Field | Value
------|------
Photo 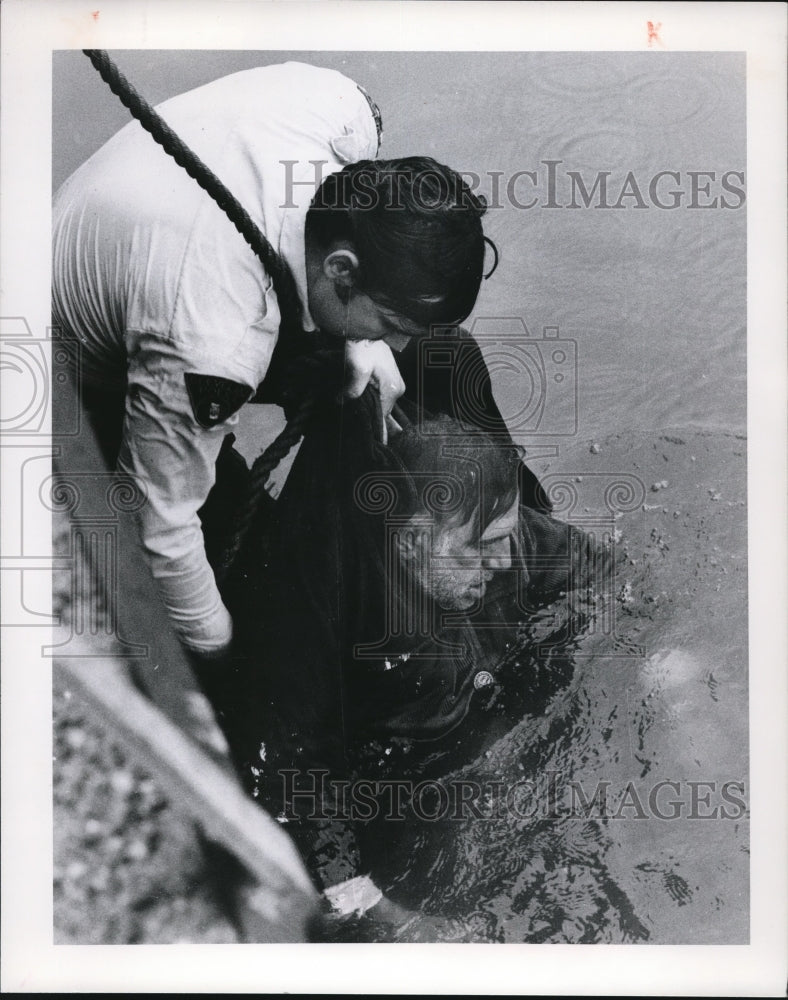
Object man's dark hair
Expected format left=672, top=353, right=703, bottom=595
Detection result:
left=306, top=157, right=488, bottom=328
left=387, top=414, right=520, bottom=534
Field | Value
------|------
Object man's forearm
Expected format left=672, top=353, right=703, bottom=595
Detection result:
left=116, top=356, right=235, bottom=654
left=143, top=522, right=233, bottom=653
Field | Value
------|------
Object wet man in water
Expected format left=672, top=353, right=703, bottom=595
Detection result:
left=222, top=394, right=603, bottom=941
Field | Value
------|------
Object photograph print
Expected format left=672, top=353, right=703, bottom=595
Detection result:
left=41, top=41, right=750, bottom=948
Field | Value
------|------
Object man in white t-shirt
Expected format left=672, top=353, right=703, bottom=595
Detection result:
left=53, top=61, right=492, bottom=661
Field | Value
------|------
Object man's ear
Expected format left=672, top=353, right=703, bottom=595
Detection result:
left=322, top=248, right=360, bottom=288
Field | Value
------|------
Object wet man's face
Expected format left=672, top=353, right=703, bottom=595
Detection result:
left=406, top=499, right=519, bottom=611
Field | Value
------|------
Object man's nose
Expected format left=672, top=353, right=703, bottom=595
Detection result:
left=482, top=540, right=512, bottom=571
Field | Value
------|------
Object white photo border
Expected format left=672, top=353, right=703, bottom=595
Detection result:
left=1, top=1, right=786, bottom=994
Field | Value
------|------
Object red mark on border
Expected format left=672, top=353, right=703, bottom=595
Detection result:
left=91, top=10, right=100, bottom=20
left=647, top=21, right=662, bottom=47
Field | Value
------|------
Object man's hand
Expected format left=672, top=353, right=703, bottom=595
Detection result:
left=367, top=895, right=475, bottom=942
left=314, top=893, right=482, bottom=942
left=344, top=339, right=405, bottom=440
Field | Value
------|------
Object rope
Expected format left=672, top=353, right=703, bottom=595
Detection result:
left=82, top=49, right=317, bottom=582
left=217, top=397, right=316, bottom=584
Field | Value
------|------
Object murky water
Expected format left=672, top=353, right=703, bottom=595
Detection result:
left=54, top=51, right=748, bottom=942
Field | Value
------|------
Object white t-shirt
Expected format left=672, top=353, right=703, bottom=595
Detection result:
left=52, top=61, right=379, bottom=652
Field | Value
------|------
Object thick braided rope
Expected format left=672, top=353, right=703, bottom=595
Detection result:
left=217, top=396, right=316, bottom=583
left=220, top=411, right=315, bottom=585
left=82, top=49, right=316, bottom=582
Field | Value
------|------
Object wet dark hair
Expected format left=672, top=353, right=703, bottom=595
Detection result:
left=387, top=414, right=519, bottom=534
left=306, top=157, right=489, bottom=328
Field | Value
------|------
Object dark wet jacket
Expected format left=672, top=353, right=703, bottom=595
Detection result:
left=220, top=381, right=592, bottom=891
